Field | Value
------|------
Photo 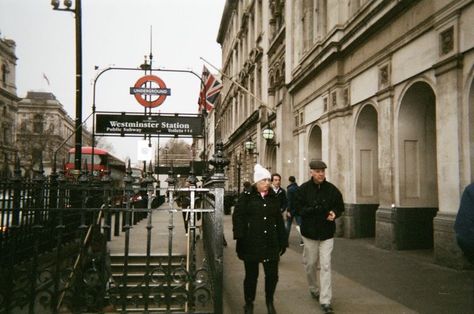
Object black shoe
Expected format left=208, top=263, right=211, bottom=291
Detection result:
left=321, top=304, right=334, bottom=314
left=244, top=302, right=254, bottom=314
left=310, top=291, right=319, bottom=301
left=266, top=301, right=276, bottom=314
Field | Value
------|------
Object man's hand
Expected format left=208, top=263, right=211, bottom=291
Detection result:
left=326, top=211, right=336, bottom=221
left=286, top=211, right=292, bottom=218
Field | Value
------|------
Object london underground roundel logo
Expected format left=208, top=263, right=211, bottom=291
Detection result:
left=130, top=75, right=171, bottom=108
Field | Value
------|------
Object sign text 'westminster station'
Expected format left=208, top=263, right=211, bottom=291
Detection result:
left=95, top=113, right=203, bottom=137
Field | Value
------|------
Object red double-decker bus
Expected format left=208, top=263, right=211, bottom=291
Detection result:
left=65, top=147, right=126, bottom=183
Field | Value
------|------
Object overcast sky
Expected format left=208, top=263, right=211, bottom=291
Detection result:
left=0, top=0, right=225, bottom=164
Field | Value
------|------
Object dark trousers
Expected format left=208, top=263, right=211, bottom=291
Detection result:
left=243, top=259, right=279, bottom=303
left=182, top=211, right=201, bottom=233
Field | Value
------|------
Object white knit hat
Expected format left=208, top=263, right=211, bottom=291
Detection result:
left=253, top=164, right=271, bottom=183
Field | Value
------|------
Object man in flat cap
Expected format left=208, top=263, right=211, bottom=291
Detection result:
left=295, top=160, right=344, bottom=314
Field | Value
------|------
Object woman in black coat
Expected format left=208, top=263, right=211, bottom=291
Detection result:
left=232, top=164, right=288, bottom=314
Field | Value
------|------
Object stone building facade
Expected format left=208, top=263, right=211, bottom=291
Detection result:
left=17, top=92, right=92, bottom=176
left=0, top=35, right=92, bottom=177
left=217, top=0, right=286, bottom=193
left=0, top=36, right=20, bottom=175
left=216, top=0, right=474, bottom=268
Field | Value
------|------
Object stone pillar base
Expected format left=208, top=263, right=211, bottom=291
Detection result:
left=375, top=207, right=395, bottom=249
left=375, top=206, right=437, bottom=250
left=343, top=203, right=378, bottom=238
left=433, top=213, right=472, bottom=269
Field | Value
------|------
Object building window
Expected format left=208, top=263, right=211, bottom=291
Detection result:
left=1, top=63, right=8, bottom=87
left=302, top=0, right=314, bottom=51
left=3, top=125, right=10, bottom=144
left=33, top=114, right=44, bottom=134
left=343, top=87, right=350, bottom=106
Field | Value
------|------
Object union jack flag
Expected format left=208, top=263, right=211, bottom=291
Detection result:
left=198, top=65, right=222, bottom=113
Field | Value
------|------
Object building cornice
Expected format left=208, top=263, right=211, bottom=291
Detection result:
left=0, top=39, right=17, bottom=61
left=0, top=87, right=20, bottom=101
left=217, top=0, right=238, bottom=45
left=289, top=0, right=414, bottom=94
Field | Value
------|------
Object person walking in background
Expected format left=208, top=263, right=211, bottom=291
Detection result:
left=233, top=164, right=288, bottom=314
left=454, top=182, right=474, bottom=265
left=176, top=181, right=194, bottom=234
left=243, top=181, right=252, bottom=193
left=295, top=160, right=344, bottom=314
left=286, top=176, right=302, bottom=245
left=271, top=173, right=288, bottom=215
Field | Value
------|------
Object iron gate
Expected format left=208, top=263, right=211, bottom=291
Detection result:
left=0, top=144, right=228, bottom=314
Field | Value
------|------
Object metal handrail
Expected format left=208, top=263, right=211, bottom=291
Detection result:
left=56, top=209, right=104, bottom=311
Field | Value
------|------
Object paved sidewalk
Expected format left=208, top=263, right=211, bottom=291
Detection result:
left=104, top=206, right=474, bottom=313
left=222, top=214, right=474, bottom=314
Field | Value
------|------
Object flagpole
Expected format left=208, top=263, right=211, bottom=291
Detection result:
left=199, top=57, right=276, bottom=113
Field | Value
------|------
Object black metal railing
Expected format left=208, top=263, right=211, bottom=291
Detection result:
left=0, top=142, right=229, bottom=314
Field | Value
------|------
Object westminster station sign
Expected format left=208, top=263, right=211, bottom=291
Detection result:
left=95, top=113, right=203, bottom=137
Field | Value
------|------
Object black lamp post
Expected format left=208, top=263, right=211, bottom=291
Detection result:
left=236, top=154, right=242, bottom=195
left=51, top=0, right=83, bottom=172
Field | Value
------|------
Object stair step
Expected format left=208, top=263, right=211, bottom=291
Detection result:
left=107, top=293, right=188, bottom=308
left=110, top=253, right=186, bottom=264
left=109, top=282, right=185, bottom=289
left=109, top=306, right=185, bottom=313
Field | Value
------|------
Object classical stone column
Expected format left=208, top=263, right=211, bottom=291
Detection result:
left=433, top=54, right=466, bottom=268
left=375, top=88, right=396, bottom=250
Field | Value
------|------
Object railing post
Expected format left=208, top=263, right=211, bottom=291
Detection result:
left=208, top=140, right=229, bottom=314
left=165, top=166, right=176, bottom=313
left=3, top=155, right=22, bottom=313
left=142, top=163, right=155, bottom=312
left=101, top=169, right=112, bottom=241
left=52, top=166, right=66, bottom=313
left=120, top=161, right=133, bottom=312
left=29, top=155, right=46, bottom=313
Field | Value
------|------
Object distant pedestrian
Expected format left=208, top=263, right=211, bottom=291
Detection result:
left=295, top=160, right=344, bottom=314
left=454, top=182, right=474, bottom=265
left=176, top=181, right=193, bottom=234
left=243, top=181, right=252, bottom=193
left=286, top=176, right=302, bottom=245
left=271, top=173, right=288, bottom=214
left=233, top=164, right=287, bottom=314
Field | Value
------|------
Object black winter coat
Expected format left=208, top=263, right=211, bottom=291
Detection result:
left=274, top=187, right=288, bottom=213
left=295, top=179, right=344, bottom=240
left=232, top=186, right=288, bottom=262
left=454, top=183, right=474, bottom=264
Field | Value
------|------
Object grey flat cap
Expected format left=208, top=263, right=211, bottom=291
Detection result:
left=309, top=160, right=327, bottom=169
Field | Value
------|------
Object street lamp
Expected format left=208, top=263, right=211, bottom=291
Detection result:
left=244, top=139, right=256, bottom=152
left=51, top=0, right=83, bottom=172
left=262, top=127, right=279, bottom=147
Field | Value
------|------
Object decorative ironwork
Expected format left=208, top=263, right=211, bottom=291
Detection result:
left=0, top=151, right=226, bottom=313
